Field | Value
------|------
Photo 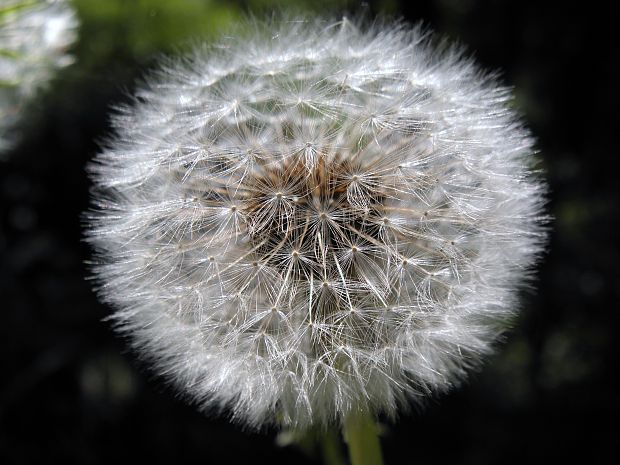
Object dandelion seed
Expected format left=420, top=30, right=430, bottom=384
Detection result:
left=86, top=18, right=547, bottom=430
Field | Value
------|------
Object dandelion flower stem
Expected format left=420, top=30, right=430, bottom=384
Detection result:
left=342, top=412, right=384, bottom=465
left=319, top=427, right=348, bottom=465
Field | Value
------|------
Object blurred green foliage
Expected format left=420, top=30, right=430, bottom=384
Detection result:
left=72, top=0, right=240, bottom=69
left=70, top=0, right=396, bottom=72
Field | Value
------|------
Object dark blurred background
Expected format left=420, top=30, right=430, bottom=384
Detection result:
left=1, top=1, right=618, bottom=464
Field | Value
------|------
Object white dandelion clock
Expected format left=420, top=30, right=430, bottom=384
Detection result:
left=86, top=18, right=547, bottom=434
left=0, top=0, right=78, bottom=152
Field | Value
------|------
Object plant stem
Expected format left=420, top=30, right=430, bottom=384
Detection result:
left=342, top=411, right=384, bottom=465
left=320, top=427, right=348, bottom=465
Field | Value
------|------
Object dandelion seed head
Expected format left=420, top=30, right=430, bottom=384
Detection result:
left=0, top=0, right=78, bottom=152
left=86, top=18, right=547, bottom=428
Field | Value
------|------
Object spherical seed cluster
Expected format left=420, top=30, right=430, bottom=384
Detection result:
left=0, top=0, right=78, bottom=152
left=87, top=19, right=547, bottom=428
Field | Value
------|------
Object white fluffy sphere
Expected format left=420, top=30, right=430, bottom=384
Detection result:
left=86, top=19, right=547, bottom=428
left=0, top=0, right=78, bottom=151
